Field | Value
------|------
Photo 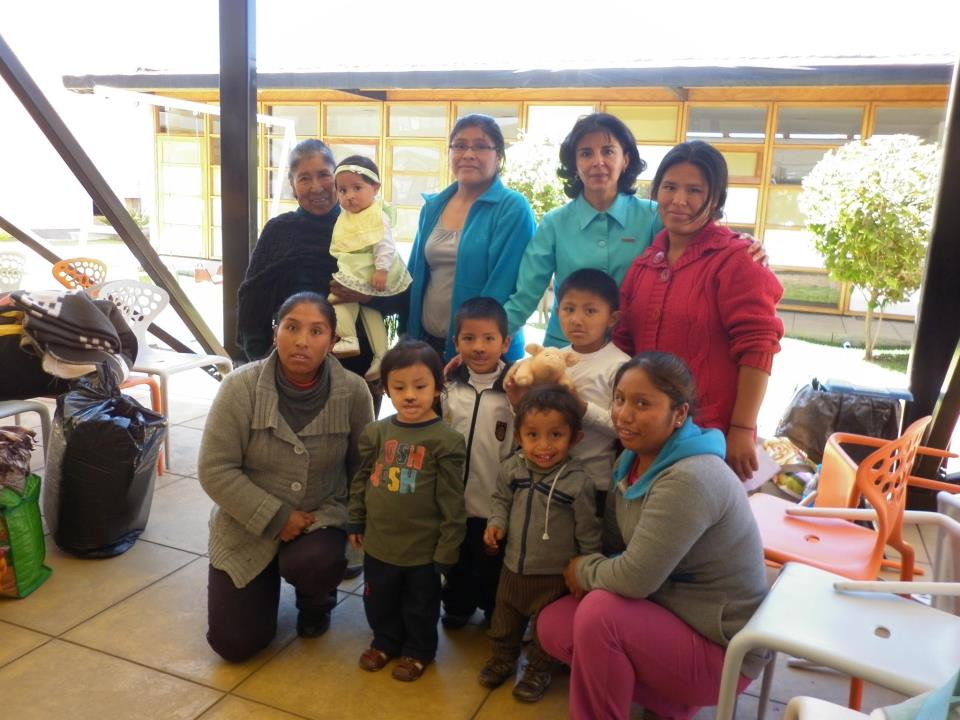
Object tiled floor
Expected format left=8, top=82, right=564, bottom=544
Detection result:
left=0, top=369, right=938, bottom=720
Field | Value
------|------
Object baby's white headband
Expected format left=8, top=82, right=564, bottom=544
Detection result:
left=335, top=164, right=380, bottom=184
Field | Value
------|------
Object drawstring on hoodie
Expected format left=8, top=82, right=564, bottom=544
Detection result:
left=541, top=461, right=569, bottom=541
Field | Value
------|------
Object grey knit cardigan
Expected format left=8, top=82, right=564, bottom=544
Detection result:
left=199, top=351, right=374, bottom=587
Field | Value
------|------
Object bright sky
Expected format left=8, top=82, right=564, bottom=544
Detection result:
left=2, top=0, right=958, bottom=86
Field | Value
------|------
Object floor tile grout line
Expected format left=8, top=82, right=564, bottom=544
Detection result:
left=217, top=693, right=316, bottom=720
left=0, top=635, right=55, bottom=671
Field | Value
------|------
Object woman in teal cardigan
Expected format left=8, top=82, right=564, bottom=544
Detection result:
left=504, top=113, right=662, bottom=348
left=406, top=114, right=535, bottom=361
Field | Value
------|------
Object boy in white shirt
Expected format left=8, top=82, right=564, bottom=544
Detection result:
left=440, top=296, right=516, bottom=628
left=556, top=268, right=630, bottom=512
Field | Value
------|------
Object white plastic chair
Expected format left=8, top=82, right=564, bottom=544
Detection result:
left=0, top=251, right=25, bottom=292
left=715, top=499, right=960, bottom=720
left=97, top=279, right=232, bottom=469
left=784, top=696, right=873, bottom=719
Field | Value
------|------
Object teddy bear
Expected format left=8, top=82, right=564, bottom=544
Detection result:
left=505, top=343, right=579, bottom=392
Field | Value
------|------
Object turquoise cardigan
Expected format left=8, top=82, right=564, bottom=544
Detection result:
left=407, top=177, right=536, bottom=361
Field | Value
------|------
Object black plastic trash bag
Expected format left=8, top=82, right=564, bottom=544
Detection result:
left=775, top=378, right=902, bottom=464
left=42, top=371, right=167, bottom=557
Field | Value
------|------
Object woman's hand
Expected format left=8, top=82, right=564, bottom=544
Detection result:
left=738, top=234, right=769, bottom=267
left=329, top=280, right=372, bottom=304
left=563, top=556, right=587, bottom=599
left=726, top=427, right=759, bottom=482
left=443, top=354, right=463, bottom=377
left=348, top=533, right=364, bottom=549
left=279, top=510, right=316, bottom=542
left=483, top=525, right=505, bottom=554
left=371, top=270, right=388, bottom=292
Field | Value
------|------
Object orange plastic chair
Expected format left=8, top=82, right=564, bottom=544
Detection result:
left=750, top=416, right=933, bottom=584
left=52, top=257, right=107, bottom=291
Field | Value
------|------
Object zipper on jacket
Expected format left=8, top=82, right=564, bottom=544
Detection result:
left=517, top=474, right=536, bottom=574
left=461, top=386, right=483, bottom=486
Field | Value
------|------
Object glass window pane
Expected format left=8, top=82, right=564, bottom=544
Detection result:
left=847, top=286, right=919, bottom=316
left=776, top=270, right=842, bottom=308
left=269, top=137, right=301, bottom=167
left=526, top=105, right=594, bottom=142
left=637, top=145, right=672, bottom=181
left=607, top=105, right=678, bottom=143
left=776, top=107, right=863, bottom=145
left=455, top=105, right=520, bottom=141
left=724, top=187, right=759, bottom=225
left=160, top=138, right=201, bottom=164
left=394, top=208, right=421, bottom=242
left=267, top=105, right=318, bottom=136
left=766, top=188, right=805, bottom=227
left=327, top=143, right=378, bottom=164
left=211, top=167, right=221, bottom=195
left=212, top=226, right=222, bottom=259
left=388, top=104, right=447, bottom=137
left=267, top=170, right=295, bottom=200
left=158, top=108, right=203, bottom=136
left=391, top=174, right=440, bottom=205
left=763, top=228, right=823, bottom=269
left=771, top=148, right=829, bottom=185
left=209, top=113, right=220, bottom=135
left=392, top=144, right=441, bottom=173
left=873, top=107, right=945, bottom=144
left=719, top=150, right=760, bottom=182
left=209, top=137, right=220, bottom=165
left=686, top=107, right=767, bottom=144
left=211, top=198, right=221, bottom=226
left=326, top=104, right=382, bottom=137
left=160, top=165, right=202, bottom=195
left=160, top=195, right=204, bottom=225
left=158, top=224, right=203, bottom=256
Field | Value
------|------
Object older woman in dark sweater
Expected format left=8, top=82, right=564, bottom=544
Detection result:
left=237, top=139, right=405, bottom=380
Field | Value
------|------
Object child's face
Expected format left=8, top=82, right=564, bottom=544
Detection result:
left=336, top=172, right=379, bottom=214
left=517, top=409, right=578, bottom=470
left=454, top=318, right=510, bottom=374
left=386, top=363, right=440, bottom=424
left=557, top=288, right=619, bottom=354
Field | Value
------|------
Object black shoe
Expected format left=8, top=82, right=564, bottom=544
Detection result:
left=478, top=656, right=516, bottom=688
left=513, top=667, right=551, bottom=703
left=296, top=610, right=331, bottom=638
left=441, top=612, right=471, bottom=629
left=343, top=565, right=363, bottom=580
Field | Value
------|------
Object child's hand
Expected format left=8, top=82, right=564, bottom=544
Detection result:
left=279, top=510, right=315, bottom=542
left=483, top=525, right=505, bottom=552
left=348, top=533, right=364, bottom=549
left=371, top=269, right=388, bottom=291
left=503, top=373, right=528, bottom=410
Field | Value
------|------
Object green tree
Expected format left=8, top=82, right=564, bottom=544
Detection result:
left=501, top=132, right=567, bottom=221
left=798, top=134, right=940, bottom=359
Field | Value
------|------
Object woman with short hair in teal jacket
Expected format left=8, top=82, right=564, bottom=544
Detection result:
left=406, top=114, right=536, bottom=362
left=504, top=113, right=663, bottom=348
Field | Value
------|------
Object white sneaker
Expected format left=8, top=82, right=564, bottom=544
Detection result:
left=364, top=355, right=382, bottom=382
left=332, top=337, right=361, bottom=358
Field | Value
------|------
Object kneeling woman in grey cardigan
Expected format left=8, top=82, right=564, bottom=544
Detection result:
left=199, top=292, right=374, bottom=661
left=537, top=351, right=769, bottom=720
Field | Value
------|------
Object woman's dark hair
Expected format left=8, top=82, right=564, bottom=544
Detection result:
left=450, top=113, right=506, bottom=173
left=453, top=296, right=508, bottom=338
left=274, top=291, right=337, bottom=335
left=381, top=339, right=445, bottom=392
left=613, top=351, right=698, bottom=415
left=557, top=113, right=646, bottom=199
left=287, top=139, right=336, bottom=183
left=514, top=384, right=583, bottom=438
left=650, top=140, right=728, bottom=222
left=556, top=268, right=619, bottom=311
left=336, top=155, right=381, bottom=187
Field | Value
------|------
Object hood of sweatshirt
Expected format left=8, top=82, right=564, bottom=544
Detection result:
left=613, top=417, right=726, bottom=500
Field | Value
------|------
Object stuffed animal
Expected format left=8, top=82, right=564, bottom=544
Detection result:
left=506, top=343, right=579, bottom=392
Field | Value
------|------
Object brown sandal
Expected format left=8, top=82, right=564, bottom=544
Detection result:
left=359, top=646, right=392, bottom=671
left=391, top=656, right=428, bottom=682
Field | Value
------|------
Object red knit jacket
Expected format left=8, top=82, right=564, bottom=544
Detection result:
left=613, top=221, right=784, bottom=432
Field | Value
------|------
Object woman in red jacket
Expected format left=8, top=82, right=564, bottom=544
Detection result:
left=613, top=141, right=784, bottom=482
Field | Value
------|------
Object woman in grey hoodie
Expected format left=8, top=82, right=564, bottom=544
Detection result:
left=537, top=352, right=769, bottom=720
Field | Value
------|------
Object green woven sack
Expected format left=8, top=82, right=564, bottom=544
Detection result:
left=0, top=473, right=52, bottom=598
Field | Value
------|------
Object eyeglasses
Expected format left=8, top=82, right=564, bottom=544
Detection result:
left=449, top=143, right=497, bottom=154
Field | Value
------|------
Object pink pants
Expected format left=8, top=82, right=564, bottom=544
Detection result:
left=537, top=591, right=751, bottom=720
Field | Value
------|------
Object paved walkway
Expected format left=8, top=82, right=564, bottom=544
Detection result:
left=782, top=309, right=914, bottom=347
